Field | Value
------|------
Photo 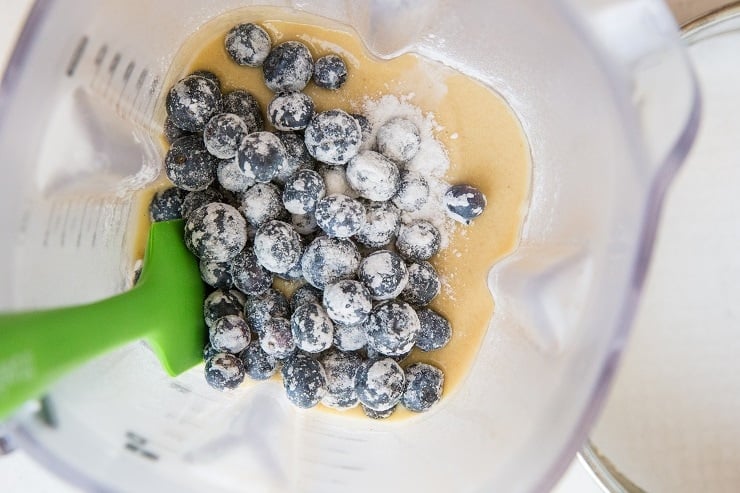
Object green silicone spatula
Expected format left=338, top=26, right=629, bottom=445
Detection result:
left=0, top=219, right=206, bottom=421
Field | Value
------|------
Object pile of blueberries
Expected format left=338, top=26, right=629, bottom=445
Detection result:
left=149, top=22, right=487, bottom=418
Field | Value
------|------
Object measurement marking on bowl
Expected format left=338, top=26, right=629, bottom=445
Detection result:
left=124, top=431, right=159, bottom=461
left=35, top=204, right=59, bottom=248
left=122, top=61, right=135, bottom=83
left=118, top=201, right=133, bottom=253
left=66, top=36, right=88, bottom=77
left=104, top=52, right=122, bottom=99
left=75, top=198, right=92, bottom=248
left=142, top=76, right=161, bottom=120
left=168, top=382, right=190, bottom=394
left=91, top=43, right=108, bottom=86
left=64, top=202, right=89, bottom=249
left=115, top=202, right=128, bottom=249
left=129, top=68, right=149, bottom=117
left=58, top=202, right=72, bottom=248
left=90, top=202, right=103, bottom=247
left=66, top=205, right=84, bottom=249
left=115, top=61, right=136, bottom=114
left=63, top=36, right=154, bottom=123
left=95, top=44, right=107, bottom=66
left=108, top=52, right=121, bottom=76
left=105, top=202, right=123, bottom=248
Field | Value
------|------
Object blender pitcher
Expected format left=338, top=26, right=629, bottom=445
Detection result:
left=0, top=0, right=699, bottom=492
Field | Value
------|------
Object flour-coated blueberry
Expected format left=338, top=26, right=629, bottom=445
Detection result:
left=225, top=23, right=271, bottom=67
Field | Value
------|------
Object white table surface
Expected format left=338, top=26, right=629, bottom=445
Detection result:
left=0, top=1, right=603, bottom=491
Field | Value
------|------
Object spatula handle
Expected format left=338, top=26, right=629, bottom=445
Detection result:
left=0, top=221, right=206, bottom=422
left=0, top=287, right=150, bottom=421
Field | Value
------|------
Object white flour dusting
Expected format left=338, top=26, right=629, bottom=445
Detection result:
left=359, top=95, right=457, bottom=248
left=318, top=165, right=358, bottom=198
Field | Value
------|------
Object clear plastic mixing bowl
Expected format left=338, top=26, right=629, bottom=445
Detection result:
left=0, top=0, right=699, bottom=492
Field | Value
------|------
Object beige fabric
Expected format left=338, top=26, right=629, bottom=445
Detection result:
left=666, top=0, right=732, bottom=24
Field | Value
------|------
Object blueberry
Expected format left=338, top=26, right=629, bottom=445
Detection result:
left=304, top=109, right=361, bottom=165
left=355, top=200, right=400, bottom=249
left=290, top=302, right=334, bottom=353
left=203, top=343, right=219, bottom=361
left=259, top=317, right=295, bottom=359
left=346, top=150, right=400, bottom=202
left=209, top=314, right=251, bottom=354
left=402, top=362, right=444, bottom=412
left=203, top=113, right=249, bottom=159
left=229, top=289, right=248, bottom=307
left=333, top=322, right=367, bottom=351
left=149, top=187, right=186, bottom=222
left=275, top=259, right=304, bottom=282
left=204, top=289, right=244, bottom=328
left=281, top=352, right=326, bottom=408
left=312, top=54, right=348, bottom=90
left=205, top=353, right=245, bottom=390
left=290, top=284, right=323, bottom=311
left=282, top=169, right=326, bottom=215
left=443, top=184, right=487, bottom=224
left=254, top=220, right=303, bottom=274
left=320, top=349, right=362, bottom=409
left=215, top=187, right=242, bottom=210
left=184, top=202, right=246, bottom=260
left=314, top=194, right=366, bottom=238
left=364, top=300, right=420, bottom=356
left=223, top=90, right=264, bottom=134
left=191, top=70, right=221, bottom=88
left=301, top=236, right=361, bottom=289
left=358, top=250, right=408, bottom=300
left=365, top=346, right=410, bottom=363
left=351, top=114, right=372, bottom=147
left=291, top=213, right=319, bottom=235
left=199, top=258, right=233, bottom=289
left=392, top=170, right=429, bottom=212
left=217, top=158, right=255, bottom=193
left=180, top=188, right=223, bottom=219
left=166, top=74, right=223, bottom=132
left=263, top=41, right=314, bottom=93
left=184, top=202, right=247, bottom=262
left=415, top=308, right=452, bottom=351
left=396, top=220, right=441, bottom=261
left=239, top=339, right=280, bottom=380
left=236, top=131, right=288, bottom=184
left=165, top=135, right=217, bottom=191
left=164, top=116, right=191, bottom=144
left=317, top=163, right=358, bottom=197
left=401, top=261, right=440, bottom=306
left=231, top=249, right=272, bottom=296
left=268, top=92, right=315, bottom=131
left=244, top=288, right=290, bottom=334
left=225, top=23, right=271, bottom=67
left=362, top=404, right=396, bottom=419
left=240, top=183, right=285, bottom=227
left=273, top=131, right=316, bottom=184
left=354, top=357, right=405, bottom=411
left=376, top=117, right=421, bottom=163
left=323, top=280, right=372, bottom=326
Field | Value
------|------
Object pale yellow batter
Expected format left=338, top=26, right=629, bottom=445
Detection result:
left=153, top=8, right=531, bottom=420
